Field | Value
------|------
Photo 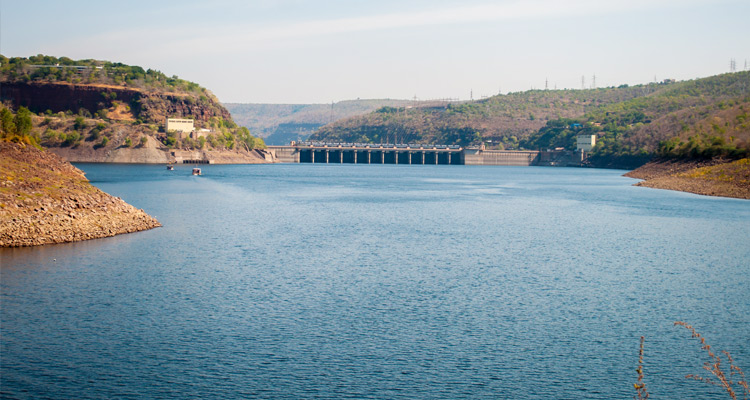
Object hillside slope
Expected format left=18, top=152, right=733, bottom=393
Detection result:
left=0, top=55, right=268, bottom=162
left=0, top=141, right=161, bottom=247
left=625, top=158, right=750, bottom=199
left=311, top=72, right=750, bottom=169
left=311, top=85, right=650, bottom=146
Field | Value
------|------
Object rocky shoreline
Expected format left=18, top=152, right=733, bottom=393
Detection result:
left=1, top=142, right=161, bottom=247
left=46, top=138, right=274, bottom=164
left=625, top=158, right=750, bottom=199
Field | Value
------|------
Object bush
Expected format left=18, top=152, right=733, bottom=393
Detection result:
left=73, top=116, right=87, bottom=131
left=95, top=136, right=109, bottom=149
left=124, top=137, right=132, bottom=147
left=63, top=131, right=81, bottom=146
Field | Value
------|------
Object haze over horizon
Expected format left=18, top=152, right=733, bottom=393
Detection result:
left=2, top=0, right=748, bottom=104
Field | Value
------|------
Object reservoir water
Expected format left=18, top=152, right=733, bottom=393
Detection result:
left=1, top=164, right=749, bottom=399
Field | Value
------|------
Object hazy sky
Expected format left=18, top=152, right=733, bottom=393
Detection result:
left=2, top=0, right=748, bottom=104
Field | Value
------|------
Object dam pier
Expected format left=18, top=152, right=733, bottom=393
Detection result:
left=268, top=142, right=584, bottom=166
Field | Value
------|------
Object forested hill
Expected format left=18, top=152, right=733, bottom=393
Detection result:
left=311, top=72, right=750, bottom=168
left=312, top=85, right=652, bottom=146
left=0, top=54, right=231, bottom=124
left=0, top=55, right=266, bottom=155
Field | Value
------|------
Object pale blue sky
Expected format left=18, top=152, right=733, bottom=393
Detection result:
left=2, top=0, right=748, bottom=103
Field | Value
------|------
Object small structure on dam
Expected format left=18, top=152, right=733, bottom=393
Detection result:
left=267, top=142, right=585, bottom=167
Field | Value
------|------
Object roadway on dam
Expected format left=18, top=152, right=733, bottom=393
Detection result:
left=268, top=143, right=544, bottom=166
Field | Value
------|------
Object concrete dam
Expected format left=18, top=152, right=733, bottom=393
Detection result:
left=267, top=143, right=556, bottom=166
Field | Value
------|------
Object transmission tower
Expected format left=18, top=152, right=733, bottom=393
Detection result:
left=592, top=74, right=596, bottom=89
left=730, top=58, right=737, bottom=72
left=545, top=78, right=548, bottom=90
left=581, top=75, right=585, bottom=90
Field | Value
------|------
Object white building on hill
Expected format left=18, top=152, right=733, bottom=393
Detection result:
left=166, top=118, right=194, bottom=137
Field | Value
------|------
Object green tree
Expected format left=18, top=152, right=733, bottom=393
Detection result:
left=1, top=108, right=16, bottom=136
left=14, top=106, right=33, bottom=136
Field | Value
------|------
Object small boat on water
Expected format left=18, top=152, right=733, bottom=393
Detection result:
left=192, top=168, right=202, bottom=176
left=166, top=164, right=174, bottom=170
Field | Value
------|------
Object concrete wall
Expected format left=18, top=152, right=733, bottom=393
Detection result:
left=463, top=149, right=540, bottom=166
left=267, top=146, right=299, bottom=163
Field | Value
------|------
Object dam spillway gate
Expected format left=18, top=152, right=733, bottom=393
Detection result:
left=300, top=145, right=463, bottom=165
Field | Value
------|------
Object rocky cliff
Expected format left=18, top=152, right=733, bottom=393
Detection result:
left=1, top=81, right=232, bottom=124
left=0, top=141, right=161, bottom=247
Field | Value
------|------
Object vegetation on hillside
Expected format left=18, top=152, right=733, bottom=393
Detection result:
left=0, top=106, right=36, bottom=146
left=1, top=55, right=266, bottom=153
left=0, top=105, right=266, bottom=153
left=312, top=85, right=651, bottom=146
left=312, top=72, right=750, bottom=168
left=0, top=54, right=207, bottom=96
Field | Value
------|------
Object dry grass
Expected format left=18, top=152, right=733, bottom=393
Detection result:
left=674, top=322, right=749, bottom=400
left=635, top=323, right=748, bottom=399
left=634, top=336, right=650, bottom=400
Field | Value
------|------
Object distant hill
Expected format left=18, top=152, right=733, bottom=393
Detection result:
left=310, top=72, right=750, bottom=168
left=224, top=99, right=416, bottom=145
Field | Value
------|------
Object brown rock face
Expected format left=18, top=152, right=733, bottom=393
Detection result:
left=0, top=81, right=232, bottom=124
left=0, top=141, right=161, bottom=247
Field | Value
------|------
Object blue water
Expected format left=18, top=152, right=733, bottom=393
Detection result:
left=1, top=164, right=749, bottom=399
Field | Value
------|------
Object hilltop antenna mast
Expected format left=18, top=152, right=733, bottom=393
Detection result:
left=592, top=74, right=596, bottom=89
left=581, top=75, right=585, bottom=90
left=730, top=58, right=737, bottom=72
left=545, top=78, right=548, bottom=90
left=470, top=89, right=473, bottom=101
